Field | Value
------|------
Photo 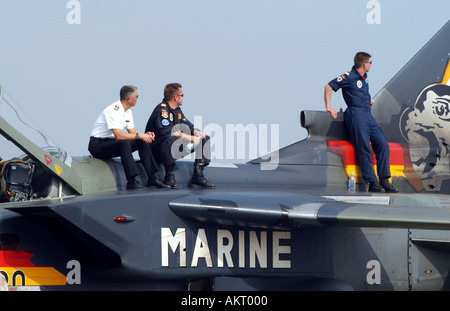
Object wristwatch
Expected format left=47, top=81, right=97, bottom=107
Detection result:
left=135, top=133, right=140, bottom=140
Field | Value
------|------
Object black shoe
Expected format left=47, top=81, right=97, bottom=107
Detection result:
left=189, top=164, right=215, bottom=189
left=380, top=178, right=399, bottom=193
left=189, top=176, right=216, bottom=189
left=164, top=174, right=179, bottom=189
left=368, top=181, right=384, bottom=193
left=147, top=176, right=171, bottom=189
left=126, top=179, right=144, bottom=190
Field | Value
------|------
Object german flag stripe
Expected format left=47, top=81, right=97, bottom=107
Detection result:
left=328, top=140, right=413, bottom=182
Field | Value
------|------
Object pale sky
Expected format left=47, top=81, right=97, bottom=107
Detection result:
left=1, top=0, right=449, bottom=162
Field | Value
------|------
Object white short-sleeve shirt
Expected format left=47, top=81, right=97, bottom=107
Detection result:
left=90, top=100, right=135, bottom=138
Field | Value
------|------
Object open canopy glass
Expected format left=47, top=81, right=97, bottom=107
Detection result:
left=0, top=85, right=71, bottom=165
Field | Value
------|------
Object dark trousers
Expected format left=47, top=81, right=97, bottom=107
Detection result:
left=152, top=135, right=211, bottom=168
left=89, top=137, right=158, bottom=182
left=344, top=107, right=391, bottom=183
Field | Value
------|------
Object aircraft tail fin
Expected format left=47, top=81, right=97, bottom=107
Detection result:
left=373, top=20, right=450, bottom=142
left=372, top=20, right=450, bottom=193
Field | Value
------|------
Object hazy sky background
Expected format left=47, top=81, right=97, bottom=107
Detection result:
left=1, top=0, right=449, bottom=162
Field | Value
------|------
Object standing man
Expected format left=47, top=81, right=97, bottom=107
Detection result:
left=324, top=52, right=398, bottom=193
left=145, top=83, right=214, bottom=189
left=89, top=85, right=168, bottom=190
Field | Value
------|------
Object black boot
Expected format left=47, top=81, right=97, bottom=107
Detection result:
left=189, top=164, right=215, bottom=189
left=126, top=178, right=143, bottom=190
left=147, top=174, right=170, bottom=189
left=368, top=181, right=384, bottom=192
left=164, top=165, right=179, bottom=189
left=380, top=178, right=399, bottom=193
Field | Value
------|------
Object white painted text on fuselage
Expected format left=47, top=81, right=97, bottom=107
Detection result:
left=161, top=228, right=291, bottom=269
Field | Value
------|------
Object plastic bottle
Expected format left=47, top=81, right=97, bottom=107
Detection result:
left=186, top=141, right=194, bottom=151
left=348, top=172, right=356, bottom=192
left=186, top=135, right=201, bottom=152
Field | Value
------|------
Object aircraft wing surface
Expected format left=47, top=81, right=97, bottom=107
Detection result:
left=169, top=191, right=450, bottom=230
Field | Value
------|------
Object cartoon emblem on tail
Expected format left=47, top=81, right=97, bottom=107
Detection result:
left=400, top=60, right=450, bottom=192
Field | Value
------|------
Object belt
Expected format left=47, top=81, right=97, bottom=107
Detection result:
left=90, top=136, right=115, bottom=142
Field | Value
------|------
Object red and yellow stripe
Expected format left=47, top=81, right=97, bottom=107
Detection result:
left=328, top=140, right=415, bottom=183
left=0, top=251, right=67, bottom=287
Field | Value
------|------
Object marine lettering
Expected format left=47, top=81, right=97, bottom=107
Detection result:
left=191, top=228, right=213, bottom=267
left=217, top=229, right=234, bottom=267
left=249, top=231, right=267, bottom=268
left=161, top=228, right=187, bottom=267
left=161, top=228, right=291, bottom=269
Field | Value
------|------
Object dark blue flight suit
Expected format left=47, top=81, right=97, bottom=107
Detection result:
left=328, top=66, right=391, bottom=183
left=145, top=100, right=211, bottom=168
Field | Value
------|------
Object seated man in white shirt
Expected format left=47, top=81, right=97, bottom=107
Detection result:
left=88, top=85, right=168, bottom=190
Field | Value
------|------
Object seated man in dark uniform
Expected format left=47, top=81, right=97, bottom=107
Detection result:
left=145, top=83, right=214, bottom=189
left=324, top=52, right=398, bottom=193
left=89, top=85, right=168, bottom=190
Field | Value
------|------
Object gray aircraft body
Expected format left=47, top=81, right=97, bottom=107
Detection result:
left=0, top=20, right=450, bottom=291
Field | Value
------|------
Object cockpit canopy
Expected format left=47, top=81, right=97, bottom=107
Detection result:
left=0, top=85, right=71, bottom=164
left=0, top=85, right=81, bottom=202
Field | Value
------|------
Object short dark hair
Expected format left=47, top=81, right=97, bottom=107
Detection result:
left=354, top=52, right=372, bottom=68
left=120, top=85, right=138, bottom=101
left=164, top=83, right=182, bottom=101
